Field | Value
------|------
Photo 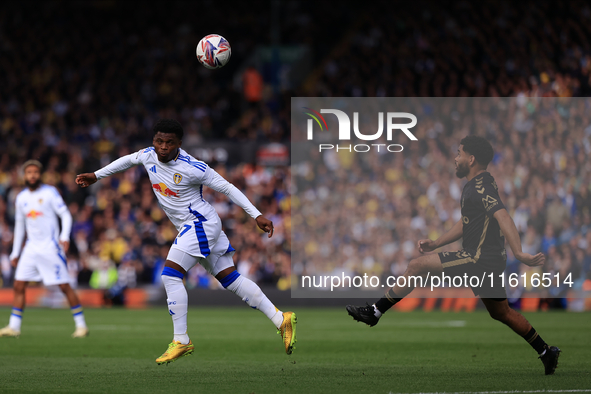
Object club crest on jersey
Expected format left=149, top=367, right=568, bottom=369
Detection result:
left=173, top=173, right=182, bottom=185
left=152, top=183, right=180, bottom=198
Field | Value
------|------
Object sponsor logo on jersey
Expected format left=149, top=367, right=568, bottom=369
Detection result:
left=152, top=183, right=180, bottom=198
left=173, top=173, right=182, bottom=185
left=482, top=195, right=498, bottom=211
left=26, top=210, right=43, bottom=219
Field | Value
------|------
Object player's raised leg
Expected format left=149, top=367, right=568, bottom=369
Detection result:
left=58, top=283, right=89, bottom=338
left=0, top=280, right=28, bottom=337
left=346, top=253, right=442, bottom=326
left=214, top=263, right=297, bottom=355
left=481, top=298, right=561, bottom=375
left=156, top=260, right=194, bottom=365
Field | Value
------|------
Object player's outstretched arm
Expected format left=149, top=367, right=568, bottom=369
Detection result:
left=418, top=219, right=463, bottom=253
left=76, top=154, right=140, bottom=188
left=493, top=208, right=545, bottom=267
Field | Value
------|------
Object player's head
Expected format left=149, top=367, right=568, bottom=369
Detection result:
left=22, top=160, right=43, bottom=189
left=455, top=136, right=494, bottom=178
left=153, top=119, right=184, bottom=141
left=152, top=119, right=183, bottom=162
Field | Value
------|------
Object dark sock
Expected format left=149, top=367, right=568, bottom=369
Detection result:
left=374, top=288, right=402, bottom=314
left=522, top=327, right=547, bottom=354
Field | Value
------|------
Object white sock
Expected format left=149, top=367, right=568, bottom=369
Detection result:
left=70, top=305, right=87, bottom=328
left=372, top=304, right=382, bottom=318
left=225, top=275, right=284, bottom=329
left=73, top=315, right=87, bottom=328
left=9, top=308, right=22, bottom=331
left=174, top=333, right=190, bottom=344
left=162, top=275, right=190, bottom=344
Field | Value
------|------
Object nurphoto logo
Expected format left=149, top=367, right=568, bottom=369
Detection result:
left=304, top=108, right=418, bottom=153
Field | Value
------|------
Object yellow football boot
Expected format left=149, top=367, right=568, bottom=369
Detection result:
left=72, top=327, right=90, bottom=338
left=278, top=311, right=297, bottom=355
left=156, top=340, right=194, bottom=365
left=0, top=326, right=20, bottom=338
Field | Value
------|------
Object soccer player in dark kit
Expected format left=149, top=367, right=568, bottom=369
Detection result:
left=346, top=136, right=561, bottom=375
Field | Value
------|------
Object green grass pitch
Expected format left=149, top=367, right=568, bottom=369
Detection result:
left=0, top=307, right=589, bottom=393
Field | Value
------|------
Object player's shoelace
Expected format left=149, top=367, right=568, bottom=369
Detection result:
left=164, top=342, right=178, bottom=353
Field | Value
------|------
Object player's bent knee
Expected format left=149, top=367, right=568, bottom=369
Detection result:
left=161, top=266, right=185, bottom=279
left=407, top=256, right=435, bottom=276
left=407, top=258, right=421, bottom=274
left=218, top=270, right=240, bottom=288
left=483, top=298, right=511, bottom=322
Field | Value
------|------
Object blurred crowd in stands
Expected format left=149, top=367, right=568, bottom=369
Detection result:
left=1, top=1, right=591, bottom=293
left=306, top=1, right=591, bottom=99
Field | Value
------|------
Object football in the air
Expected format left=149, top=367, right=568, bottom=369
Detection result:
left=196, top=34, right=231, bottom=69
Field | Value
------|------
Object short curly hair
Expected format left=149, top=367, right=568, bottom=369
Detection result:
left=153, top=119, right=184, bottom=141
left=460, top=136, right=494, bottom=167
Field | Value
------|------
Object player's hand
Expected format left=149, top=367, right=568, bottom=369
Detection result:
left=59, top=240, right=70, bottom=253
left=10, top=258, right=18, bottom=268
left=75, top=173, right=97, bottom=188
left=418, top=239, right=437, bottom=254
left=256, top=216, right=274, bottom=238
left=516, top=251, right=545, bottom=267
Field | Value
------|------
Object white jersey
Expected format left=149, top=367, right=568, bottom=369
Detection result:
left=10, top=184, right=73, bottom=259
left=94, top=148, right=262, bottom=231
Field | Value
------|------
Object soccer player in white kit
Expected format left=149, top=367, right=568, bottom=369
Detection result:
left=75, top=119, right=297, bottom=364
left=0, top=160, right=89, bottom=338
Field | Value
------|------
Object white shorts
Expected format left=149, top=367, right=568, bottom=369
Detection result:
left=14, top=244, right=71, bottom=286
left=167, top=219, right=236, bottom=276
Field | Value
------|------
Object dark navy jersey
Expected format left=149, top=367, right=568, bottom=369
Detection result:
left=460, top=171, right=506, bottom=263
